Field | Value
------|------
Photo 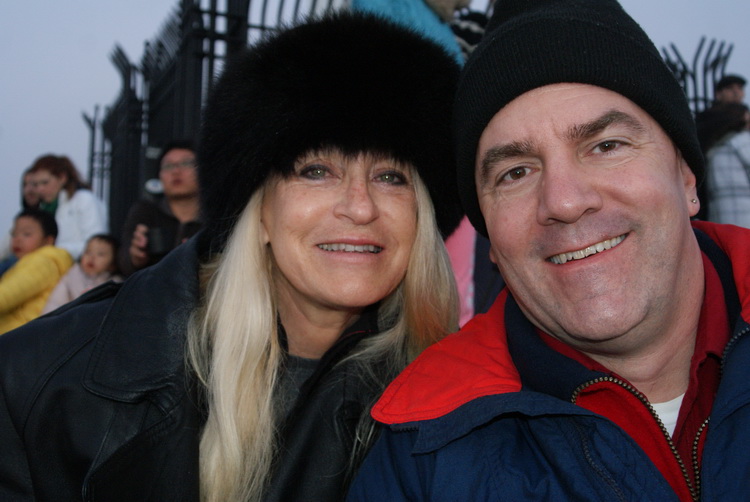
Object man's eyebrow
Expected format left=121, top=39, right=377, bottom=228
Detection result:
left=565, top=109, right=646, bottom=142
left=477, top=110, right=645, bottom=187
left=479, top=140, right=535, bottom=187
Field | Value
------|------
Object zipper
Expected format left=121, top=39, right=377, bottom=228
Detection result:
left=695, top=323, right=750, bottom=497
left=691, top=417, right=709, bottom=499
left=571, top=376, right=698, bottom=501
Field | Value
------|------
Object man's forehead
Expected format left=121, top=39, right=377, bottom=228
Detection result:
left=478, top=84, right=659, bottom=145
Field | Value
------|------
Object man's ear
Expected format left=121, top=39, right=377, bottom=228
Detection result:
left=678, top=156, right=699, bottom=218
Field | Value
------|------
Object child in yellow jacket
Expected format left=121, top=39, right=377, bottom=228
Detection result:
left=0, top=209, right=73, bottom=334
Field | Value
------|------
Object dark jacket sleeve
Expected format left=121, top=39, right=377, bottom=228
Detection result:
left=118, top=199, right=171, bottom=277
left=0, top=382, right=34, bottom=500
left=118, top=200, right=147, bottom=276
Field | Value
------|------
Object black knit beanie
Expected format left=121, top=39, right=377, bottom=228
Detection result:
left=198, top=12, right=462, bottom=255
left=454, top=0, right=704, bottom=237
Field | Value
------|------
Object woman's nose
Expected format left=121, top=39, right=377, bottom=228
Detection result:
left=334, top=178, right=379, bottom=224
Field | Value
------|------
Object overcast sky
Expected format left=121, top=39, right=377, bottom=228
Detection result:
left=2, top=0, right=749, bottom=240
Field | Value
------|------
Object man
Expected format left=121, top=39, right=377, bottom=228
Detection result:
left=118, top=139, right=202, bottom=276
left=696, top=74, right=747, bottom=149
left=714, top=74, right=746, bottom=105
left=348, top=0, right=750, bottom=500
left=694, top=75, right=748, bottom=220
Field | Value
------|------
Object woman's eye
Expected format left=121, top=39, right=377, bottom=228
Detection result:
left=300, top=165, right=328, bottom=179
left=377, top=171, right=406, bottom=185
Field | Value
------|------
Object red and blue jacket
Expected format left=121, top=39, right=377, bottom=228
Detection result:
left=347, top=222, right=750, bottom=501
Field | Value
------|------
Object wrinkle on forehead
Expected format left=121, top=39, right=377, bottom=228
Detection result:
left=564, top=109, right=646, bottom=143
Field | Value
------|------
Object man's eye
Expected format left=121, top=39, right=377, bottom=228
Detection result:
left=595, top=140, right=620, bottom=153
left=501, top=167, right=530, bottom=183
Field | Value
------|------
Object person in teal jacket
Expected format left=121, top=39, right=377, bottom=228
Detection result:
left=348, top=0, right=750, bottom=500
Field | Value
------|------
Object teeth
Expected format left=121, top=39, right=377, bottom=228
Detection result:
left=318, top=243, right=382, bottom=253
left=549, top=234, right=625, bottom=264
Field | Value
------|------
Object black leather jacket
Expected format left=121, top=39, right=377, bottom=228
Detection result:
left=0, top=237, right=385, bottom=501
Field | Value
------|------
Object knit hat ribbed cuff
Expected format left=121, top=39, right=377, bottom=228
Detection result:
left=454, top=0, right=704, bottom=237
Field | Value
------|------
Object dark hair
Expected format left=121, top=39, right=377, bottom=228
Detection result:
left=28, top=154, right=89, bottom=197
left=86, top=233, right=121, bottom=274
left=15, top=208, right=59, bottom=239
left=716, top=74, right=747, bottom=92
left=702, top=102, right=749, bottom=152
left=157, top=139, right=196, bottom=167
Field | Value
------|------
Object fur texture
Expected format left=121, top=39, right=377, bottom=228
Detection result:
left=198, top=12, right=462, bottom=254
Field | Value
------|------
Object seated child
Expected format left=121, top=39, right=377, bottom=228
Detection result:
left=0, top=209, right=73, bottom=334
left=42, top=234, right=122, bottom=314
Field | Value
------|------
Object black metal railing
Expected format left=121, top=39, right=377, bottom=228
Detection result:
left=662, top=36, right=735, bottom=115
left=88, top=0, right=730, bottom=235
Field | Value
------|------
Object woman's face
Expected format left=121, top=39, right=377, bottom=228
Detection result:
left=261, top=150, right=417, bottom=316
left=33, top=169, right=67, bottom=203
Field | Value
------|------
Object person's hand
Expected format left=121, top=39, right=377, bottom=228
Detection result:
left=129, top=224, right=150, bottom=269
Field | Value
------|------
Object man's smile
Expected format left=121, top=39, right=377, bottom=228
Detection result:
left=548, top=234, right=626, bottom=264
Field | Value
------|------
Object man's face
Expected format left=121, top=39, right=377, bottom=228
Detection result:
left=159, top=148, right=199, bottom=199
left=475, top=83, right=700, bottom=354
left=715, top=83, right=745, bottom=104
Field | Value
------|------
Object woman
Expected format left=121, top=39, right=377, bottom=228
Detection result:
left=28, top=154, right=108, bottom=259
left=704, top=102, right=750, bottom=227
left=0, top=13, right=461, bottom=501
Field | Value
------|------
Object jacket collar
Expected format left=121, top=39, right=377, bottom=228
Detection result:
left=83, top=237, right=201, bottom=403
left=372, top=288, right=521, bottom=424
left=691, top=222, right=744, bottom=324
left=373, top=222, right=750, bottom=427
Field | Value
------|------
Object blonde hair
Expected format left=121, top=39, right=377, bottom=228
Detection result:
left=187, top=173, right=457, bottom=502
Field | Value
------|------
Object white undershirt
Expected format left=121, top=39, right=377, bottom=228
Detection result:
left=652, top=393, right=686, bottom=437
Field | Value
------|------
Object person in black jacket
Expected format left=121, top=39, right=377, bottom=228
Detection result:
left=118, top=139, right=203, bottom=277
left=0, top=12, right=461, bottom=502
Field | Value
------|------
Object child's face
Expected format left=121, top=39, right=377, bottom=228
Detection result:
left=11, top=216, right=51, bottom=259
left=81, top=238, right=115, bottom=276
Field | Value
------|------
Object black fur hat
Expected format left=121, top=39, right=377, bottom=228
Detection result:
left=198, top=12, right=462, bottom=254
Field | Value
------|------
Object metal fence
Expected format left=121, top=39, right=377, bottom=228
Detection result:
left=662, top=36, right=735, bottom=115
left=87, top=0, right=731, bottom=235
left=88, top=0, right=344, bottom=235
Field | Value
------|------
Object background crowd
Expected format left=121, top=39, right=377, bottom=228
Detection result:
left=0, top=0, right=507, bottom=336
left=0, top=142, right=203, bottom=334
left=3, top=72, right=747, bottom=337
